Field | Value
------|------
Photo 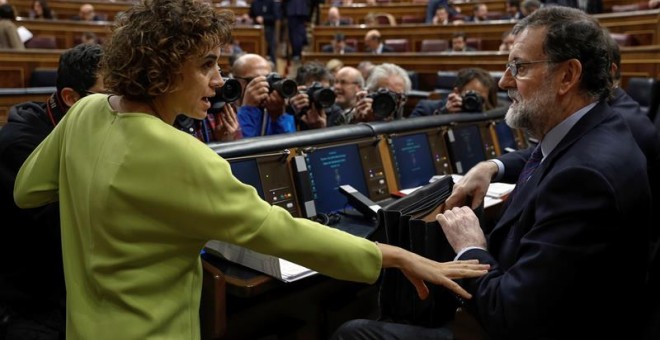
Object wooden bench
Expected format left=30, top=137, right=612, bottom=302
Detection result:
left=312, top=9, right=660, bottom=53
left=11, top=0, right=249, bottom=22
left=14, top=18, right=267, bottom=53
left=302, top=45, right=660, bottom=91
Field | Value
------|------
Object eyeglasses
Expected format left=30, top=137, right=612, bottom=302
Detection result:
left=505, top=60, right=553, bottom=78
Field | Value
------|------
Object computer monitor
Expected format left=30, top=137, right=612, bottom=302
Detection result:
left=228, top=154, right=300, bottom=217
left=445, top=124, right=487, bottom=174
left=494, top=120, right=518, bottom=154
left=304, top=143, right=370, bottom=214
left=389, top=132, right=436, bottom=189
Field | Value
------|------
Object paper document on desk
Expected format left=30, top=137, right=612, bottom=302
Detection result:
left=430, top=174, right=515, bottom=209
left=205, top=240, right=317, bottom=282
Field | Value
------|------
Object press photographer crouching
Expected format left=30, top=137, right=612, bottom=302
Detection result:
left=343, top=63, right=411, bottom=124
left=410, top=67, right=498, bottom=117
left=288, top=61, right=343, bottom=129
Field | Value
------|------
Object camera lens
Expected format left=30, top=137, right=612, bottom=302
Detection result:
left=461, top=91, right=484, bottom=113
left=369, top=90, right=397, bottom=120
left=219, top=78, right=242, bottom=103
left=308, top=83, right=336, bottom=109
left=266, top=72, right=298, bottom=98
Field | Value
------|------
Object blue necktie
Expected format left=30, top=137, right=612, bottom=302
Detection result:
left=510, top=145, right=543, bottom=199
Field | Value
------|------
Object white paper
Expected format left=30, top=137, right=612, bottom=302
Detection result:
left=17, top=26, right=33, bottom=43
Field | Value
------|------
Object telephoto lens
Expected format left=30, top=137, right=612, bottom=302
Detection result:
left=209, top=78, right=242, bottom=114
left=368, top=88, right=398, bottom=120
left=307, top=82, right=336, bottom=109
left=461, top=90, right=484, bottom=113
left=266, top=72, right=298, bottom=98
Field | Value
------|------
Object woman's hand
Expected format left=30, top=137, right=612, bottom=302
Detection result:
left=377, top=243, right=489, bottom=300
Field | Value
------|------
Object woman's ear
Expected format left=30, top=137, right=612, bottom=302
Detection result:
left=59, top=87, right=82, bottom=108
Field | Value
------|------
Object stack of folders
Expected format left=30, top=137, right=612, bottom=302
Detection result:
left=428, top=175, right=515, bottom=208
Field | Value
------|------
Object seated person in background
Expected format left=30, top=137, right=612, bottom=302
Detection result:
left=425, top=0, right=461, bottom=23
left=0, top=43, right=104, bottom=340
left=0, top=4, right=24, bottom=49
left=29, top=0, right=55, bottom=19
left=357, top=60, right=375, bottom=80
left=324, top=6, right=350, bottom=26
left=605, top=31, right=660, bottom=240
left=351, top=63, right=410, bottom=123
left=322, top=32, right=356, bottom=54
left=411, top=67, right=498, bottom=117
left=233, top=53, right=295, bottom=137
left=521, top=0, right=541, bottom=16
left=467, top=3, right=490, bottom=22
left=288, top=61, right=342, bottom=129
left=432, top=6, right=451, bottom=25
left=332, top=66, right=365, bottom=125
left=499, top=30, right=515, bottom=52
left=364, top=29, right=394, bottom=54
left=448, top=31, right=476, bottom=52
left=502, top=0, right=524, bottom=20
left=221, top=36, right=243, bottom=55
left=71, top=3, right=103, bottom=21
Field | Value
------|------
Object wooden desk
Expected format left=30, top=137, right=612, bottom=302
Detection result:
left=312, top=9, right=660, bottom=53
left=11, top=0, right=249, bottom=22
left=15, top=18, right=267, bottom=53
left=303, top=46, right=660, bottom=91
left=319, top=0, right=647, bottom=25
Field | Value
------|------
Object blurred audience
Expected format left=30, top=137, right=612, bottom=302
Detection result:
left=0, top=4, right=24, bottom=49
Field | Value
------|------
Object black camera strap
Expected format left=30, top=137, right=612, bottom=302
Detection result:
left=45, top=91, right=68, bottom=128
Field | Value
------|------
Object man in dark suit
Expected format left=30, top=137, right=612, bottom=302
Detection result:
left=448, top=31, right=476, bottom=52
left=363, top=29, right=394, bottom=54
left=321, top=32, right=356, bottom=54
left=331, top=7, right=651, bottom=340
left=323, top=6, right=351, bottom=26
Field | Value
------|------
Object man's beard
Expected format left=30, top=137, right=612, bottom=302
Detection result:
left=505, top=80, right=555, bottom=137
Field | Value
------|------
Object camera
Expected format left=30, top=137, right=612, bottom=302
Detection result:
left=368, top=88, right=401, bottom=120
left=266, top=72, right=298, bottom=98
left=209, top=77, right=242, bottom=114
left=461, top=90, right=484, bottom=113
left=307, top=82, right=336, bottom=109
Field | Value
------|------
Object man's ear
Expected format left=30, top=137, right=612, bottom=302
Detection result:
left=557, top=59, right=582, bottom=96
left=59, top=87, right=82, bottom=107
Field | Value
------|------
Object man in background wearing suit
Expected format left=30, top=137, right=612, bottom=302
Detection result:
left=324, top=6, right=351, bottom=26
left=332, top=6, right=651, bottom=339
left=0, top=43, right=104, bottom=340
left=363, top=29, right=394, bottom=54
left=321, top=32, right=356, bottom=54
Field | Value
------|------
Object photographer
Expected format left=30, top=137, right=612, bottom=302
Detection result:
left=233, top=53, right=296, bottom=137
left=288, top=61, right=342, bottom=129
left=351, top=63, right=411, bottom=123
left=411, top=67, right=498, bottom=117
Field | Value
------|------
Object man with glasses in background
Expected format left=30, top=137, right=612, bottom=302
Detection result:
left=0, top=43, right=104, bottom=340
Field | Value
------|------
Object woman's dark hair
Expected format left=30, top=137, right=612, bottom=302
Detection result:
left=454, top=67, right=498, bottom=110
left=512, top=6, right=612, bottom=101
left=103, top=0, right=235, bottom=101
left=32, top=0, right=54, bottom=19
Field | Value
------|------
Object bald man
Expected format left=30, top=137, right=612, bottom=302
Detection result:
left=73, top=3, right=102, bottom=21
left=232, top=53, right=295, bottom=137
left=363, top=29, right=394, bottom=54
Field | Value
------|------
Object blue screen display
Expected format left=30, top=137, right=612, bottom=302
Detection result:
left=229, top=159, right=265, bottom=199
left=305, top=144, right=368, bottom=213
left=448, top=125, right=486, bottom=174
left=391, top=133, right=435, bottom=189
